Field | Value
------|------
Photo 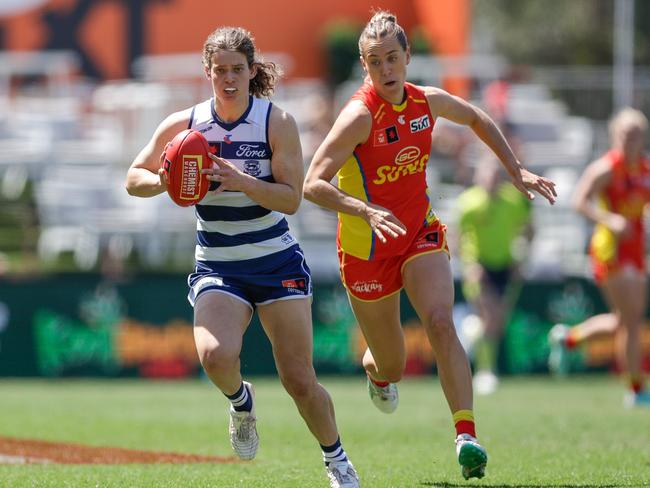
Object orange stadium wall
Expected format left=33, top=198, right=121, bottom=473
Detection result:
left=0, top=0, right=468, bottom=81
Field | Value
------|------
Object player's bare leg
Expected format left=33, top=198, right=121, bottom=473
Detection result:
left=403, top=252, right=487, bottom=479
left=348, top=293, right=403, bottom=413
left=603, top=268, right=648, bottom=406
left=193, top=293, right=259, bottom=459
left=258, top=298, right=359, bottom=486
left=403, top=252, right=472, bottom=412
left=548, top=314, right=618, bottom=376
left=194, top=293, right=251, bottom=393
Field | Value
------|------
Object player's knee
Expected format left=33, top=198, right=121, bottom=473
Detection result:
left=198, top=344, right=238, bottom=376
left=280, top=369, right=317, bottom=400
left=424, top=310, right=456, bottom=337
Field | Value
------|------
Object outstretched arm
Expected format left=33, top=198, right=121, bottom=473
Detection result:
left=424, top=86, right=557, bottom=205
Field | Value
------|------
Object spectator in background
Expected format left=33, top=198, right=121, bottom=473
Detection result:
left=300, top=92, right=334, bottom=165
left=125, top=26, right=360, bottom=488
left=482, top=69, right=525, bottom=164
left=482, top=75, right=510, bottom=129
left=482, top=67, right=530, bottom=127
left=304, top=10, right=557, bottom=481
left=457, top=157, right=532, bottom=395
left=549, top=107, right=650, bottom=407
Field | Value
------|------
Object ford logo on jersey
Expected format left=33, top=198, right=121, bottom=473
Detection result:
left=236, top=143, right=267, bottom=158
left=218, top=141, right=271, bottom=160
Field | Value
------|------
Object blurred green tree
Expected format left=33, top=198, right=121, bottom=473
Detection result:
left=323, top=20, right=363, bottom=88
left=473, top=0, right=650, bottom=65
left=322, top=21, right=432, bottom=88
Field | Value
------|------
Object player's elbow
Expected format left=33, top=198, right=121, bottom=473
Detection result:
left=125, top=180, right=148, bottom=198
left=572, top=200, right=581, bottom=213
left=303, top=178, right=320, bottom=203
left=125, top=170, right=142, bottom=196
left=469, top=108, right=489, bottom=132
left=572, top=195, right=587, bottom=214
left=284, top=196, right=301, bottom=215
left=303, top=183, right=314, bottom=202
left=125, top=181, right=137, bottom=196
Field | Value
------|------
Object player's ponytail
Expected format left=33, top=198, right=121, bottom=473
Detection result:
left=249, top=59, right=283, bottom=98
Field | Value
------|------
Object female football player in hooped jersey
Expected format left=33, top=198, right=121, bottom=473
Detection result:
left=126, top=27, right=360, bottom=488
left=304, top=11, right=557, bottom=480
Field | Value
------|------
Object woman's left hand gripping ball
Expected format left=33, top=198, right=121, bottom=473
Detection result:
left=202, top=153, right=252, bottom=193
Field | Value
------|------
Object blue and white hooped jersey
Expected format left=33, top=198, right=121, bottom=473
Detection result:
left=188, top=96, right=298, bottom=264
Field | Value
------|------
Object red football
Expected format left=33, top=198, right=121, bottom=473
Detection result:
left=160, top=129, right=211, bottom=207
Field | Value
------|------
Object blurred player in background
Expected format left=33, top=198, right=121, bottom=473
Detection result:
left=304, top=10, right=556, bottom=480
left=457, top=157, right=532, bottom=395
left=549, top=107, right=650, bottom=408
left=125, top=26, right=360, bottom=487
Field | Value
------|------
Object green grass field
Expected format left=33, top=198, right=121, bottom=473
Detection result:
left=0, top=376, right=648, bottom=487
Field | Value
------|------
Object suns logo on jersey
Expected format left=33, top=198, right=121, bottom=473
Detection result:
left=372, top=153, right=429, bottom=185
left=395, top=146, right=421, bottom=166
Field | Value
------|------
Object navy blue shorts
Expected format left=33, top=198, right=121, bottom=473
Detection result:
left=187, top=244, right=312, bottom=309
left=480, top=265, right=514, bottom=297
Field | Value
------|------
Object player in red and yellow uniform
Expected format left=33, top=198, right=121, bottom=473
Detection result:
left=304, top=10, right=556, bottom=481
left=337, top=79, right=447, bottom=300
left=590, top=149, right=650, bottom=283
left=548, top=108, right=650, bottom=407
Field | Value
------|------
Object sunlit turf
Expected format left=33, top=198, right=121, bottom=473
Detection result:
left=0, top=375, right=648, bottom=487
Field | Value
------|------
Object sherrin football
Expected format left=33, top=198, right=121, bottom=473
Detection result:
left=161, top=129, right=211, bottom=207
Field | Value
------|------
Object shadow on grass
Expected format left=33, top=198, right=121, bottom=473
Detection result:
left=421, top=483, right=620, bottom=488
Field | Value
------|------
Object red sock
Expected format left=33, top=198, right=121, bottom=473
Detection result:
left=455, top=420, right=476, bottom=438
left=630, top=378, right=643, bottom=394
left=453, top=410, right=476, bottom=438
left=565, top=333, right=579, bottom=350
left=367, top=374, right=389, bottom=388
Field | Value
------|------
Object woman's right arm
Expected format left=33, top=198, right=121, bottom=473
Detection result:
left=304, top=101, right=370, bottom=213
left=125, top=109, right=191, bottom=197
left=304, top=101, right=407, bottom=242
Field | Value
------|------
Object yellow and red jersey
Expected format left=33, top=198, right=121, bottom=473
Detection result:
left=337, top=81, right=436, bottom=260
left=590, top=149, right=650, bottom=282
